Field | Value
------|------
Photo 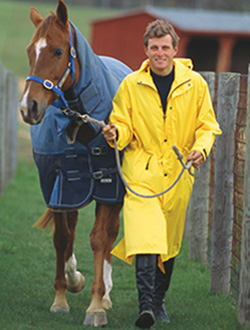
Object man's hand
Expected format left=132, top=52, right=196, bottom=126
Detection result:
left=102, top=123, right=117, bottom=142
left=187, top=151, right=204, bottom=169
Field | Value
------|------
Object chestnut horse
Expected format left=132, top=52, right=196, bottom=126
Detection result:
left=18, top=0, right=131, bottom=327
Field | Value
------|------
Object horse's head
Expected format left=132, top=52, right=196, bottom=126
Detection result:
left=19, top=0, right=79, bottom=125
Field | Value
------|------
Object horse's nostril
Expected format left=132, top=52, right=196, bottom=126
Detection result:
left=29, top=99, right=38, bottom=116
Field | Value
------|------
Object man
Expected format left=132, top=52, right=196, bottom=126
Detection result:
left=102, top=19, right=221, bottom=329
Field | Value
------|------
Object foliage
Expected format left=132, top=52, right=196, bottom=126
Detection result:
left=1, top=0, right=249, bottom=80
left=6, top=0, right=250, bottom=11
left=0, top=0, right=121, bottom=78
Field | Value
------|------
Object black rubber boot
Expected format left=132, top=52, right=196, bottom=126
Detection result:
left=153, top=257, right=175, bottom=323
left=135, top=254, right=156, bottom=329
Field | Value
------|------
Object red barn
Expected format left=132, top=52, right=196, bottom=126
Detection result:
left=91, top=6, right=250, bottom=73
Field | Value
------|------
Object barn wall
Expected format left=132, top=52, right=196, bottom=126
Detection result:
left=91, top=13, right=154, bottom=70
left=91, top=11, right=250, bottom=73
left=91, top=13, right=193, bottom=70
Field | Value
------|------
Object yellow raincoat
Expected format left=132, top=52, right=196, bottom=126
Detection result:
left=109, top=58, right=221, bottom=267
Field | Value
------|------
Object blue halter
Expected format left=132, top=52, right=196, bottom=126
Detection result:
left=26, top=24, right=76, bottom=109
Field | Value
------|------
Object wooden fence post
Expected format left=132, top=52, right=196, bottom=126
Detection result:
left=0, top=62, right=18, bottom=196
left=186, top=72, right=215, bottom=264
left=6, top=70, right=18, bottom=181
left=0, top=62, right=7, bottom=195
left=238, top=64, right=250, bottom=327
left=210, top=72, right=240, bottom=294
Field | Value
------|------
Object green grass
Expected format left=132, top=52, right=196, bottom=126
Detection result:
left=0, top=0, right=121, bottom=79
left=0, top=131, right=247, bottom=330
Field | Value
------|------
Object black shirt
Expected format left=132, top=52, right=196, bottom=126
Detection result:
left=150, top=68, right=174, bottom=114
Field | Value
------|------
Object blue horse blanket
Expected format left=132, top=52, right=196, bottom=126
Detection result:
left=30, top=23, right=132, bottom=210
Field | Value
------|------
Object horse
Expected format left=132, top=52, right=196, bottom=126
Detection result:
left=18, top=0, right=132, bottom=327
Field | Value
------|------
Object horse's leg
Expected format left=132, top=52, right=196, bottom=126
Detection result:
left=65, top=210, right=85, bottom=293
left=84, top=202, right=122, bottom=327
left=50, top=211, right=71, bottom=313
left=102, top=204, right=122, bottom=310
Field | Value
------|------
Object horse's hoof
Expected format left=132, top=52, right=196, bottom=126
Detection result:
left=102, top=297, right=112, bottom=310
left=83, top=310, right=107, bottom=327
left=66, top=272, right=85, bottom=293
left=50, top=303, right=70, bottom=313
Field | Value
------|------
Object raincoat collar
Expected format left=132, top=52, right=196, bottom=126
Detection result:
left=136, top=60, right=156, bottom=89
left=137, top=58, right=193, bottom=89
left=172, top=58, right=193, bottom=85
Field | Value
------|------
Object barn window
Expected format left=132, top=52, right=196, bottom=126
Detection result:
left=186, top=37, right=219, bottom=72
left=231, top=38, right=250, bottom=74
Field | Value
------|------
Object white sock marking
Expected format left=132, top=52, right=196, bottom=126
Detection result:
left=103, top=259, right=113, bottom=299
left=65, top=254, right=77, bottom=274
left=65, top=254, right=81, bottom=287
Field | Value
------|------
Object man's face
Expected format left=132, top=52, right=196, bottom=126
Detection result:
left=144, top=34, right=178, bottom=76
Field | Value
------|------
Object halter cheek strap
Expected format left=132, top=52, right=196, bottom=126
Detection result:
left=26, top=24, right=76, bottom=110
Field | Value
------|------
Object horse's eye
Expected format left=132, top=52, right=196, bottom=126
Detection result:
left=53, top=48, right=63, bottom=58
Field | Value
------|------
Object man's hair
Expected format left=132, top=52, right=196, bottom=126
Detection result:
left=144, top=19, right=180, bottom=49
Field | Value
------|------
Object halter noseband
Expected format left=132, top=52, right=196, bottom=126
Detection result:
left=26, top=24, right=76, bottom=109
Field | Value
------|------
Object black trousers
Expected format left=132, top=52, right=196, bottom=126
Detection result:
left=154, top=256, right=175, bottom=306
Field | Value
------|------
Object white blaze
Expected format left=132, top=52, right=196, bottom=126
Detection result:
left=19, top=87, right=30, bottom=109
left=19, top=38, right=47, bottom=108
left=35, top=37, right=47, bottom=63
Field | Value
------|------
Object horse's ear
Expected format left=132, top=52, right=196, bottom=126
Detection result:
left=56, top=0, right=68, bottom=26
left=30, top=7, right=43, bottom=27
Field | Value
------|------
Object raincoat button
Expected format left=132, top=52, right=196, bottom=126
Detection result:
left=164, top=139, right=167, bottom=142
left=164, top=173, right=168, bottom=177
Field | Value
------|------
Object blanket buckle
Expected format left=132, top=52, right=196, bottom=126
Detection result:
left=93, top=171, right=103, bottom=180
left=91, top=147, right=102, bottom=156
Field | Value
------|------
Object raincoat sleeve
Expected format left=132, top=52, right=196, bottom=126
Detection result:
left=108, top=78, right=134, bottom=150
left=191, top=77, right=222, bottom=159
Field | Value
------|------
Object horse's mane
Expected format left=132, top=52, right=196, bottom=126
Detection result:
left=32, top=14, right=55, bottom=41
